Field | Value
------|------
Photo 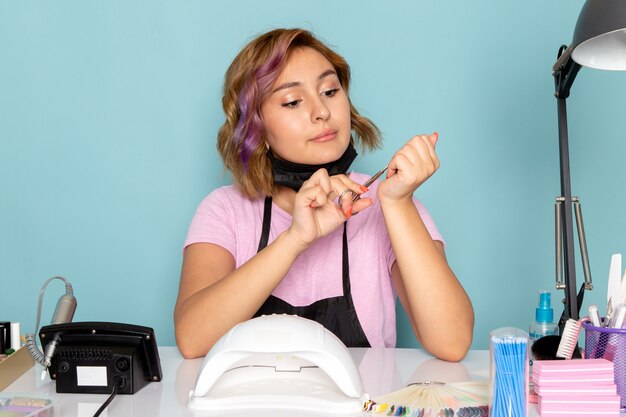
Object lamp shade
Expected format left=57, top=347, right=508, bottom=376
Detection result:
left=571, top=0, right=626, bottom=70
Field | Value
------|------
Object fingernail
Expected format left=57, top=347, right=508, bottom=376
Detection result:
left=344, top=206, right=353, bottom=219
left=433, top=131, right=439, bottom=140
left=359, top=185, right=368, bottom=192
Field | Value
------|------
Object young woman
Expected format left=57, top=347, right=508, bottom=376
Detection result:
left=174, top=28, right=474, bottom=361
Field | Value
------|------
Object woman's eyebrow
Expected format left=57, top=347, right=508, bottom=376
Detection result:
left=271, top=69, right=338, bottom=94
left=318, top=69, right=337, bottom=80
left=272, top=81, right=300, bottom=94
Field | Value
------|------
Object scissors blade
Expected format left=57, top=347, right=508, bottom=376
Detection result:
left=352, top=165, right=388, bottom=203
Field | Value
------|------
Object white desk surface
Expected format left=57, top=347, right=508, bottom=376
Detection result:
left=3, top=347, right=541, bottom=417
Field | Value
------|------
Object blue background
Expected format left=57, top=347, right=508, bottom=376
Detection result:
left=1, top=0, right=625, bottom=350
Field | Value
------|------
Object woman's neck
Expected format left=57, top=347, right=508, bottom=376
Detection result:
left=272, top=186, right=297, bottom=214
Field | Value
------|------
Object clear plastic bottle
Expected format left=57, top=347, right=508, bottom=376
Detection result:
left=529, top=290, right=559, bottom=342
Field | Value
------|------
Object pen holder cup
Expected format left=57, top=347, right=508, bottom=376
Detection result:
left=582, top=320, right=626, bottom=409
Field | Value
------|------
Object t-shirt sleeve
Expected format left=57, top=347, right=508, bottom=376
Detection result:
left=183, top=188, right=237, bottom=257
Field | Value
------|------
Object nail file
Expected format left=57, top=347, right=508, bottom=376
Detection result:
left=621, top=267, right=626, bottom=306
left=608, top=254, right=622, bottom=319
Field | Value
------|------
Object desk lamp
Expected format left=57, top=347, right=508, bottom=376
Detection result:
left=552, top=0, right=626, bottom=330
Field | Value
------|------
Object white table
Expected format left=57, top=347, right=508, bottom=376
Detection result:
left=2, top=347, right=539, bottom=417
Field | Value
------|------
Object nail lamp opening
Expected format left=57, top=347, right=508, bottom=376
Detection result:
left=187, top=314, right=368, bottom=414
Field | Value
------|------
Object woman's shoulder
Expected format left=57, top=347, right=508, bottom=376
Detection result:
left=197, top=185, right=263, bottom=211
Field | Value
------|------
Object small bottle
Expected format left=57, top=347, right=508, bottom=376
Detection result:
left=529, top=290, right=559, bottom=342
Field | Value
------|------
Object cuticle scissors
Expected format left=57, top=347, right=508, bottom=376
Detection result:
left=352, top=165, right=388, bottom=203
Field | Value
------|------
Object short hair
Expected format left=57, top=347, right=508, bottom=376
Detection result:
left=217, top=28, right=382, bottom=198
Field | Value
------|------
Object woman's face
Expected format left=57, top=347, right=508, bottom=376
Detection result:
left=260, top=47, right=351, bottom=165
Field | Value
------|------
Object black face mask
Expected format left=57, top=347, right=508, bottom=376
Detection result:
left=268, top=143, right=358, bottom=191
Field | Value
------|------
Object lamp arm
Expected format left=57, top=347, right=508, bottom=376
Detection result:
left=553, top=44, right=588, bottom=329
left=554, top=45, right=582, bottom=99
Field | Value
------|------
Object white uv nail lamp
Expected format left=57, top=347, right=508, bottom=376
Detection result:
left=187, top=314, right=368, bottom=414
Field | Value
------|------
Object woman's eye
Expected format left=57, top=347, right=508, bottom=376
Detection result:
left=322, top=88, right=339, bottom=97
left=281, top=100, right=300, bottom=108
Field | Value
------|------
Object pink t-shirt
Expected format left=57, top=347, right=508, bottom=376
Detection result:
left=184, top=172, right=444, bottom=347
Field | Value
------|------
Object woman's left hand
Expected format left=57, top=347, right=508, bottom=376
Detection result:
left=378, top=132, right=439, bottom=203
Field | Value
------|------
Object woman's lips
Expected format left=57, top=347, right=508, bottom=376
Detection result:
left=311, top=130, right=337, bottom=142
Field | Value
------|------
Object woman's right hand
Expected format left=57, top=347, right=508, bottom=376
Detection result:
left=285, top=168, right=373, bottom=248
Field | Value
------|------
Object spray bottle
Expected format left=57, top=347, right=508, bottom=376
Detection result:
left=529, top=290, right=559, bottom=342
